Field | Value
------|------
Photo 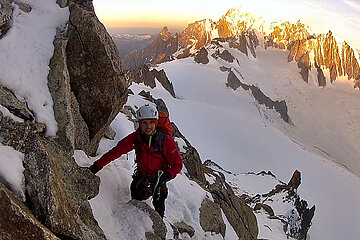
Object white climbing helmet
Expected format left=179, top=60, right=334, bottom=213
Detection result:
left=136, top=104, right=159, bottom=120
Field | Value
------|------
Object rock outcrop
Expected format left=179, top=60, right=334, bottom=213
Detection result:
left=0, top=182, right=60, bottom=240
left=226, top=70, right=290, bottom=123
left=199, top=198, right=226, bottom=237
left=204, top=165, right=259, bottom=240
left=66, top=0, right=128, bottom=155
left=48, top=25, right=90, bottom=153
left=251, top=170, right=315, bottom=240
left=122, top=26, right=178, bottom=70
left=128, top=65, right=176, bottom=98
left=194, top=47, right=210, bottom=64
left=129, top=200, right=167, bottom=240
left=0, top=115, right=105, bottom=239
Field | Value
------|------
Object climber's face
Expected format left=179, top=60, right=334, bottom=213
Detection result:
left=140, top=119, right=156, bottom=136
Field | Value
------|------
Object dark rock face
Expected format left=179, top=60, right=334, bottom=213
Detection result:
left=123, top=26, right=178, bottom=70
left=150, top=68, right=176, bottom=98
left=226, top=70, right=242, bottom=90
left=194, top=47, right=209, bottom=64
left=130, top=65, right=156, bottom=88
left=211, top=48, right=235, bottom=62
left=0, top=182, right=60, bottom=240
left=128, top=65, right=176, bottom=98
left=66, top=1, right=128, bottom=155
left=226, top=70, right=290, bottom=123
left=228, top=31, right=259, bottom=58
left=23, top=135, right=104, bottom=239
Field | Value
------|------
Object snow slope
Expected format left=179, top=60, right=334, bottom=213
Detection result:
left=75, top=46, right=360, bottom=239
left=149, top=45, right=360, bottom=239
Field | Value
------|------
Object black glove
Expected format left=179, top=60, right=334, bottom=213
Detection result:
left=158, top=170, right=171, bottom=184
left=89, top=164, right=100, bottom=174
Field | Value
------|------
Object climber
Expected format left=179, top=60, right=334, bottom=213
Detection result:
left=89, top=104, right=183, bottom=218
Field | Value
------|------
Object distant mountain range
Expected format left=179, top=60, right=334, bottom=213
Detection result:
left=121, top=8, right=360, bottom=89
left=112, top=33, right=156, bottom=58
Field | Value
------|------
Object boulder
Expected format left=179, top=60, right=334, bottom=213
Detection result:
left=199, top=198, right=226, bottom=237
left=0, top=182, right=59, bottom=240
left=22, top=132, right=105, bottom=239
left=66, top=0, right=128, bottom=155
left=173, top=221, right=195, bottom=238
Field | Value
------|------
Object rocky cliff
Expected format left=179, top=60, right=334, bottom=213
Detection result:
left=0, top=0, right=127, bottom=239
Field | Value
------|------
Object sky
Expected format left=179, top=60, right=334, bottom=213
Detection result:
left=93, top=0, right=360, bottom=49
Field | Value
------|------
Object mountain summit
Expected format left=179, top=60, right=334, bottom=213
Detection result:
left=122, top=8, right=360, bottom=88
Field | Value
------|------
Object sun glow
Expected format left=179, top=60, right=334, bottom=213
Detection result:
left=93, top=0, right=360, bottom=49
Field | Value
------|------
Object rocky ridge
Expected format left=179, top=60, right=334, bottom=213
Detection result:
left=122, top=8, right=360, bottom=88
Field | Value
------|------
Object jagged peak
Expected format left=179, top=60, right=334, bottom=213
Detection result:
left=157, top=26, right=172, bottom=40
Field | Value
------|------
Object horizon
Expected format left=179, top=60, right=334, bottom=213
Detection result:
left=93, top=0, right=360, bottom=50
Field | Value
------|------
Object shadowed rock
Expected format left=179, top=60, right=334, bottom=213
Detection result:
left=0, top=86, right=34, bottom=121
left=66, top=1, right=128, bottom=155
left=226, top=70, right=290, bottom=123
left=194, top=47, right=210, bottom=64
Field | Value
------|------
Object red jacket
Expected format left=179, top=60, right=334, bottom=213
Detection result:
left=94, top=130, right=183, bottom=178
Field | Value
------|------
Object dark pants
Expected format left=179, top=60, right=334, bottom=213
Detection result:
left=130, top=171, right=168, bottom=218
